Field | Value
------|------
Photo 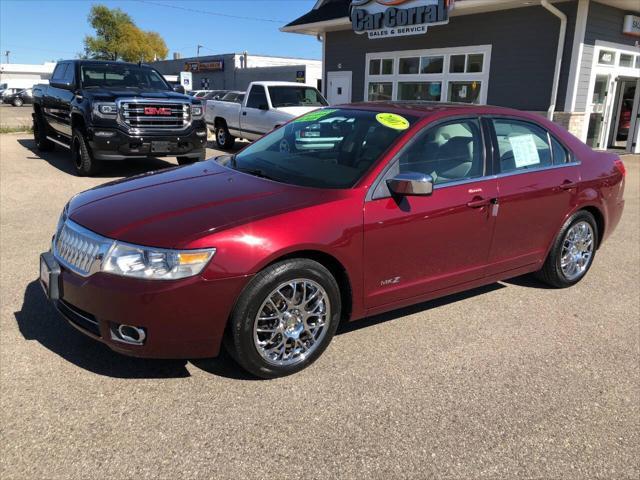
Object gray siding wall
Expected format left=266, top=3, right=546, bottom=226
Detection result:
left=575, top=1, right=639, bottom=111
left=325, top=2, right=577, bottom=111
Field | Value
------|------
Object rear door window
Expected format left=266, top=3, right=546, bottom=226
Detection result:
left=246, top=86, right=268, bottom=109
left=51, top=63, right=68, bottom=83
left=492, top=119, right=552, bottom=173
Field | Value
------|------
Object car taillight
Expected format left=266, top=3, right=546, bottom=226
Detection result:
left=614, top=158, right=626, bottom=177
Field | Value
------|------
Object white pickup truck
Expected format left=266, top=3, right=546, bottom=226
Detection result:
left=205, top=81, right=328, bottom=149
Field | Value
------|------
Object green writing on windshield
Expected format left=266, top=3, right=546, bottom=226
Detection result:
left=293, top=109, right=338, bottom=123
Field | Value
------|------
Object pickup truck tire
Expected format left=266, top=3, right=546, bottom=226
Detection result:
left=177, top=156, right=196, bottom=166
left=215, top=123, right=235, bottom=150
left=71, top=129, right=100, bottom=177
left=33, top=114, right=54, bottom=152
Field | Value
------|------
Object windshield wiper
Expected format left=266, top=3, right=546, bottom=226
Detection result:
left=236, top=168, right=277, bottom=181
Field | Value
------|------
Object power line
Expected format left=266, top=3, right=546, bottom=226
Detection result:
left=133, top=0, right=287, bottom=23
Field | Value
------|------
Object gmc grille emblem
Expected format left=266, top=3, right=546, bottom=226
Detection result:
left=144, top=107, right=172, bottom=116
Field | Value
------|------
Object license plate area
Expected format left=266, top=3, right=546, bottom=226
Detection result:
left=40, top=252, right=61, bottom=301
left=151, top=141, right=173, bottom=153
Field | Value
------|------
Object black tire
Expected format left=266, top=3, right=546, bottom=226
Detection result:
left=535, top=210, right=598, bottom=288
left=71, top=128, right=100, bottom=176
left=32, top=114, right=54, bottom=152
left=225, top=259, right=341, bottom=379
left=13, top=97, right=23, bottom=107
left=177, top=156, right=195, bottom=166
left=215, top=122, right=235, bottom=150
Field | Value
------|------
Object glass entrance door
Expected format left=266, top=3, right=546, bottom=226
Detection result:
left=610, top=79, right=637, bottom=149
left=586, top=75, right=611, bottom=148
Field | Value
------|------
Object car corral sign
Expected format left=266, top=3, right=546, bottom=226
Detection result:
left=350, top=0, right=454, bottom=39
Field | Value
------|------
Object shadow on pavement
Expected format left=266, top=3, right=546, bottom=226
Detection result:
left=337, top=283, right=506, bottom=336
left=17, top=138, right=179, bottom=178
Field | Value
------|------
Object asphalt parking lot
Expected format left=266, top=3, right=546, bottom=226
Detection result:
left=0, top=103, right=33, bottom=129
left=1, top=132, right=638, bottom=479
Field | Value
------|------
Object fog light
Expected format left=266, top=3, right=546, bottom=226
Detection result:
left=95, top=130, right=115, bottom=138
left=196, top=130, right=207, bottom=137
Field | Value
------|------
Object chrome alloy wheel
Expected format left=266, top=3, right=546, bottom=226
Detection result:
left=253, top=279, right=330, bottom=366
left=560, top=221, right=594, bottom=281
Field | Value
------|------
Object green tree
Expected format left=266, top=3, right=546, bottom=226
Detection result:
left=84, top=4, right=168, bottom=62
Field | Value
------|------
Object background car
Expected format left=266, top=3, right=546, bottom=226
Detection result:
left=4, top=88, right=33, bottom=107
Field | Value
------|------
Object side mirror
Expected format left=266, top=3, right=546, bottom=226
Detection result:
left=387, top=172, right=434, bottom=196
left=173, top=85, right=186, bottom=94
left=51, top=81, right=74, bottom=91
left=258, top=104, right=269, bottom=111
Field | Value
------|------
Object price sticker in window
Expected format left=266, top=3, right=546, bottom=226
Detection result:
left=376, top=113, right=410, bottom=131
left=509, top=134, right=541, bottom=168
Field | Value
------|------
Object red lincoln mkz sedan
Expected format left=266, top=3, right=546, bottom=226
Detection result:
left=39, top=103, right=626, bottom=378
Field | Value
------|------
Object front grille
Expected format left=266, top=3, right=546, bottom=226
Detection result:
left=54, top=220, right=113, bottom=276
left=119, top=100, right=190, bottom=131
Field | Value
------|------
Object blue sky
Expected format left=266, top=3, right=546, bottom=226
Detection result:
left=0, top=0, right=320, bottom=64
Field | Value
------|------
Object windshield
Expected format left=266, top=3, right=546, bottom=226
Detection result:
left=268, top=86, right=327, bottom=108
left=222, top=108, right=416, bottom=189
left=80, top=64, right=170, bottom=90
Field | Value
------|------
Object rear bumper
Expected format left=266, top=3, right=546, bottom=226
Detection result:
left=87, top=121, right=208, bottom=161
left=47, top=264, right=249, bottom=359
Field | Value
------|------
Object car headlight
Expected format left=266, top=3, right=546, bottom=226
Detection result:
left=102, top=242, right=215, bottom=280
left=93, top=102, right=118, bottom=118
left=191, top=104, right=203, bottom=119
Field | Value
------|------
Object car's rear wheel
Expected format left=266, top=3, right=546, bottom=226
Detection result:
left=71, top=129, right=100, bottom=177
left=215, top=122, right=235, bottom=150
left=13, top=97, right=23, bottom=107
left=33, top=114, right=54, bottom=152
left=225, top=259, right=341, bottom=379
left=536, top=211, right=598, bottom=288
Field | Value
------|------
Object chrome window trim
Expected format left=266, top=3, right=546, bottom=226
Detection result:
left=53, top=219, right=115, bottom=277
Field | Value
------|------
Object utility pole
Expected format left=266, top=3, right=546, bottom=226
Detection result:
left=197, top=45, right=203, bottom=58
left=4, top=51, right=10, bottom=64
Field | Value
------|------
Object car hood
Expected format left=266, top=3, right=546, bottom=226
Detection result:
left=275, top=106, right=322, bottom=117
left=85, top=88, right=191, bottom=102
left=68, top=160, right=331, bottom=249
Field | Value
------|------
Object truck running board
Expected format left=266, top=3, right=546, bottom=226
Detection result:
left=46, top=136, right=71, bottom=149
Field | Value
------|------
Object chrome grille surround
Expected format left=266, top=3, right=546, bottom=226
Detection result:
left=54, top=220, right=114, bottom=277
left=117, top=98, right=191, bottom=133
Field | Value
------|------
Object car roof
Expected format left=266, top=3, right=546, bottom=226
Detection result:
left=336, top=101, right=530, bottom=119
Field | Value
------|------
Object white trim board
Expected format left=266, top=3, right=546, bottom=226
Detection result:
left=564, top=0, right=590, bottom=112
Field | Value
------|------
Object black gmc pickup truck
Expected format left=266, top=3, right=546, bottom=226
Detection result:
left=32, top=60, right=207, bottom=176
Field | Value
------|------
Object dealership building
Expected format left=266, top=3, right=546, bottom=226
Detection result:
left=152, top=52, right=322, bottom=92
left=283, top=0, right=640, bottom=153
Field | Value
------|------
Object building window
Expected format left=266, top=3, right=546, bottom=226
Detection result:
left=619, top=54, right=634, bottom=68
left=368, top=82, right=393, bottom=101
left=448, top=81, right=482, bottom=104
left=399, top=82, right=442, bottom=101
left=598, top=50, right=615, bottom=65
left=366, top=46, right=490, bottom=103
left=399, top=57, right=420, bottom=75
left=636, top=56, right=640, bottom=69
left=369, top=58, right=393, bottom=76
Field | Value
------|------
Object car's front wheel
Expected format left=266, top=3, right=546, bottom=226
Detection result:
left=226, top=259, right=341, bottom=378
left=13, top=97, right=23, bottom=107
left=536, top=210, right=598, bottom=288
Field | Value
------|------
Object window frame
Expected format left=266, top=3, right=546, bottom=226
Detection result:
left=485, top=115, right=579, bottom=176
left=367, top=115, right=491, bottom=201
left=365, top=45, right=491, bottom=103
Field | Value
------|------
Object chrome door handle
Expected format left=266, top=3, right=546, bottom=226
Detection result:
left=560, top=181, right=578, bottom=190
left=467, top=197, right=491, bottom=208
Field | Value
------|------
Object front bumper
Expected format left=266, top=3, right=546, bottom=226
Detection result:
left=39, top=252, right=249, bottom=359
left=87, top=121, right=208, bottom=161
